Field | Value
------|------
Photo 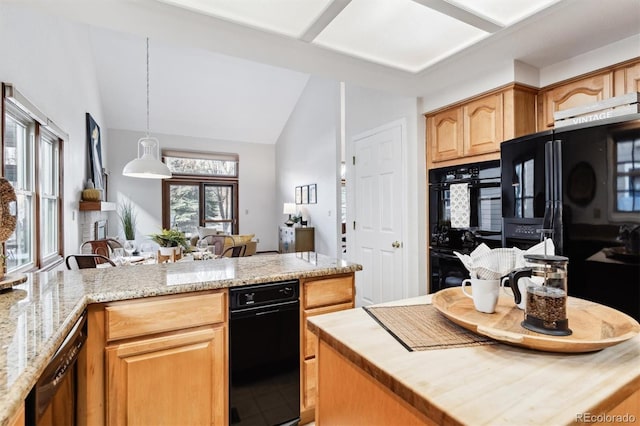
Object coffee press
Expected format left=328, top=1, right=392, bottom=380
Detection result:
left=510, top=253, right=572, bottom=336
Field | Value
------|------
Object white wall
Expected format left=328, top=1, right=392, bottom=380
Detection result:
left=106, top=129, right=278, bottom=251
left=344, top=84, right=426, bottom=298
left=421, top=36, right=640, bottom=114
left=276, top=77, right=341, bottom=257
left=0, top=3, right=105, bottom=256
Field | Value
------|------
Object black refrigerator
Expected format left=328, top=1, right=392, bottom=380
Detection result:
left=501, top=113, right=640, bottom=320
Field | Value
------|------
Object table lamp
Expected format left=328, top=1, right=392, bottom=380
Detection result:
left=283, top=203, right=297, bottom=227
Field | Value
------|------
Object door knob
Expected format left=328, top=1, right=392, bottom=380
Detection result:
left=392, top=241, right=402, bottom=248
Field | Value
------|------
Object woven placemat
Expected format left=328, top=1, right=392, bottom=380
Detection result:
left=363, top=304, right=497, bottom=351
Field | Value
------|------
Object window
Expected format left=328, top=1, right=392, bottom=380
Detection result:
left=614, top=133, right=640, bottom=213
left=162, top=150, right=239, bottom=238
left=513, top=158, right=535, bottom=218
left=2, top=83, right=64, bottom=272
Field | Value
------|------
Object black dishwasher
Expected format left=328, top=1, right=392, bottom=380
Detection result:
left=229, top=280, right=300, bottom=426
left=26, top=310, right=87, bottom=426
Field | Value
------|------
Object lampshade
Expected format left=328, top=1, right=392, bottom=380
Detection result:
left=283, top=203, right=297, bottom=215
left=123, top=37, right=171, bottom=180
left=123, top=137, right=172, bottom=179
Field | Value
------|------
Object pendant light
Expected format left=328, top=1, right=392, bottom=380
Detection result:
left=123, top=37, right=172, bottom=179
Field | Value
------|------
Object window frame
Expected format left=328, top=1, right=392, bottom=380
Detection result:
left=611, top=128, right=640, bottom=217
left=161, top=150, right=239, bottom=236
left=2, top=83, right=65, bottom=272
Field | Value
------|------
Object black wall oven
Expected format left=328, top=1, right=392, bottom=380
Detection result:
left=429, top=160, right=502, bottom=293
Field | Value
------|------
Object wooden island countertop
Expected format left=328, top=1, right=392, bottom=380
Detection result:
left=307, top=295, right=640, bottom=425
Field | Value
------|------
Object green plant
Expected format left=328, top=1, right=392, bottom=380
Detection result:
left=119, top=201, right=137, bottom=241
left=149, top=228, right=189, bottom=249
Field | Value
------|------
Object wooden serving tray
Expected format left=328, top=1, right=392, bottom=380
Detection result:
left=431, top=287, right=640, bottom=353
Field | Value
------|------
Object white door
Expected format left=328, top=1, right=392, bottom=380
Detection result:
left=353, top=123, right=404, bottom=306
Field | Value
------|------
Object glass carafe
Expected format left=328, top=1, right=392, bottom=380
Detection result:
left=521, top=254, right=572, bottom=336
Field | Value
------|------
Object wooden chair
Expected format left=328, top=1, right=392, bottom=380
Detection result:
left=81, top=239, right=123, bottom=257
left=221, top=244, right=247, bottom=258
left=65, top=254, right=116, bottom=270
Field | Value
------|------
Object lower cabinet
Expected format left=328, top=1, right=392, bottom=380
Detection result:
left=79, top=290, right=227, bottom=426
left=8, top=404, right=24, bottom=426
left=300, top=274, right=355, bottom=424
left=106, top=327, right=224, bottom=425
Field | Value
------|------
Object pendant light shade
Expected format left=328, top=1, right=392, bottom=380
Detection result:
left=122, top=137, right=171, bottom=178
left=123, top=37, right=171, bottom=179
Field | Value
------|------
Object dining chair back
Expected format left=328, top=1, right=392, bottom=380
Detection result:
left=81, top=239, right=123, bottom=257
left=221, top=244, right=247, bottom=258
left=65, top=254, right=116, bottom=270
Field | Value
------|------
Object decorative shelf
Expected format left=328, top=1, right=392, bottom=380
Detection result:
left=79, top=201, right=116, bottom=211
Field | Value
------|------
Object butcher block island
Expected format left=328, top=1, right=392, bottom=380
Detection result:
left=308, top=295, right=640, bottom=426
left=0, top=253, right=360, bottom=426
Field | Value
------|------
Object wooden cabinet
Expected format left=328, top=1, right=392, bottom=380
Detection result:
left=426, top=84, right=536, bottom=167
left=427, top=107, right=462, bottom=163
left=7, top=404, right=24, bottom=426
left=299, top=274, right=355, bottom=424
left=614, top=61, right=640, bottom=96
left=463, top=92, right=504, bottom=158
left=279, top=226, right=315, bottom=253
left=79, top=291, right=227, bottom=426
left=538, top=57, right=640, bottom=129
left=106, top=327, right=224, bottom=426
left=538, top=71, right=613, bottom=129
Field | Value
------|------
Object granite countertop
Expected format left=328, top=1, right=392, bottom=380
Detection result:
left=0, top=252, right=361, bottom=425
left=308, top=295, right=640, bottom=425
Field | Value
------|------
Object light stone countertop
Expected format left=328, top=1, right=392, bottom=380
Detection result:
left=0, top=252, right=361, bottom=426
left=308, top=295, right=640, bottom=425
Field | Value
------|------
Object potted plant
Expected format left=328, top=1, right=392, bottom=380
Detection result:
left=150, top=228, right=189, bottom=257
left=119, top=200, right=137, bottom=241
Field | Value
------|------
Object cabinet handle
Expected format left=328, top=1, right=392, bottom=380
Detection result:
left=392, top=241, right=402, bottom=248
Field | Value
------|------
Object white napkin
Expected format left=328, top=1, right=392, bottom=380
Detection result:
left=450, top=183, right=470, bottom=228
left=516, top=239, right=555, bottom=268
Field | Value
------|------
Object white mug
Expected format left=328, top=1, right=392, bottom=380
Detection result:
left=462, top=278, right=500, bottom=313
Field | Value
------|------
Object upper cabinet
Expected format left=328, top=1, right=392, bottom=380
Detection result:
left=427, top=107, right=462, bottom=163
left=538, top=58, right=640, bottom=129
left=427, top=84, right=536, bottom=167
left=463, top=92, right=504, bottom=158
left=614, top=61, right=640, bottom=96
left=538, top=72, right=613, bottom=129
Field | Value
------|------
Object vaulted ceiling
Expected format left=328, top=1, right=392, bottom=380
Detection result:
left=20, top=0, right=640, bottom=143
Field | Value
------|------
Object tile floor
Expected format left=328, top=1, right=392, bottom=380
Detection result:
left=230, top=370, right=299, bottom=426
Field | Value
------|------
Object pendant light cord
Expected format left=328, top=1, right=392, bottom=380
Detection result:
left=146, top=37, right=150, bottom=138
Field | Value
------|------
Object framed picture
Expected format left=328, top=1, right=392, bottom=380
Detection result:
left=86, top=113, right=104, bottom=192
left=295, top=186, right=302, bottom=204
left=309, top=184, right=317, bottom=204
left=302, top=185, right=309, bottom=204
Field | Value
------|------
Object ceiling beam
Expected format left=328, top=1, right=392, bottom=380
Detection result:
left=411, top=0, right=503, bottom=33
left=300, top=0, right=353, bottom=42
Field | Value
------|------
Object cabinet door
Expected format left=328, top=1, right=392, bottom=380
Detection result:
left=106, top=326, right=225, bottom=426
left=463, top=93, right=503, bottom=157
left=295, top=228, right=315, bottom=252
left=614, top=61, right=640, bottom=96
left=279, top=226, right=294, bottom=253
left=540, top=72, right=613, bottom=129
left=428, top=108, right=463, bottom=163
left=303, top=302, right=353, bottom=359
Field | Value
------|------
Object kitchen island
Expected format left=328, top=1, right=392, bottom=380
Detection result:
left=308, top=295, right=640, bottom=425
left=0, top=253, right=361, bottom=426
